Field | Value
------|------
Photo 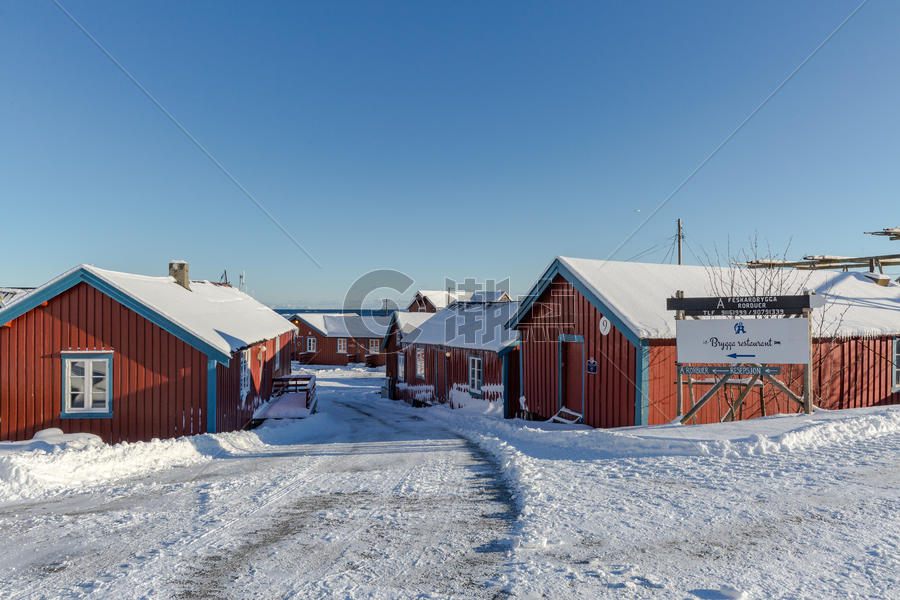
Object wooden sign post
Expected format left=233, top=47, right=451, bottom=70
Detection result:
left=668, top=292, right=817, bottom=424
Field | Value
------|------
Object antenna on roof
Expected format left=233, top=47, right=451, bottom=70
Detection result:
left=219, top=269, right=229, bottom=285
left=239, top=271, right=246, bottom=292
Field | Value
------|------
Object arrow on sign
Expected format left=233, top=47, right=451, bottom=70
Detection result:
left=726, top=353, right=756, bottom=359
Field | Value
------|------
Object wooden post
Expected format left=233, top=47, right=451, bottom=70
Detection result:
left=676, top=367, right=683, bottom=416
left=759, top=385, right=766, bottom=417
left=721, top=375, right=760, bottom=422
left=674, top=290, right=685, bottom=417
left=680, top=374, right=732, bottom=424
left=802, top=305, right=814, bottom=414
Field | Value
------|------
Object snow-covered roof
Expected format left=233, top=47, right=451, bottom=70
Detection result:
left=405, top=302, right=520, bottom=352
left=520, top=257, right=900, bottom=340
left=0, top=287, right=34, bottom=307
left=411, top=289, right=511, bottom=310
left=292, top=312, right=389, bottom=338
left=411, top=290, right=467, bottom=310
left=394, top=311, right=435, bottom=336
left=0, top=265, right=295, bottom=359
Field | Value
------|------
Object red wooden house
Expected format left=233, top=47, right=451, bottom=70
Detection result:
left=509, top=256, right=900, bottom=428
left=291, top=313, right=389, bottom=367
left=385, top=301, right=521, bottom=415
left=0, top=261, right=296, bottom=443
left=406, top=289, right=510, bottom=312
left=382, top=311, right=437, bottom=399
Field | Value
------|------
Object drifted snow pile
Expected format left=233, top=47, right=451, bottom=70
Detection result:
left=0, top=417, right=344, bottom=503
left=0, top=428, right=211, bottom=502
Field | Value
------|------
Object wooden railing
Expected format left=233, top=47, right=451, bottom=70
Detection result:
left=272, top=374, right=317, bottom=410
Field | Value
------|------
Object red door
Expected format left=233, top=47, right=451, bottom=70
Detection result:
left=561, top=342, right=583, bottom=414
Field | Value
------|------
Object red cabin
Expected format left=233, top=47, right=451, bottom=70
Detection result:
left=291, top=313, right=388, bottom=367
left=384, top=301, right=521, bottom=416
left=0, top=261, right=296, bottom=443
left=509, top=257, right=900, bottom=427
left=407, top=289, right=511, bottom=312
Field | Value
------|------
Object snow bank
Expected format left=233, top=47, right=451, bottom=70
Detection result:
left=0, top=429, right=210, bottom=502
left=0, top=414, right=343, bottom=503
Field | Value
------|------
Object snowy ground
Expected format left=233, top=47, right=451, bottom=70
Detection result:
left=1, top=365, right=898, bottom=599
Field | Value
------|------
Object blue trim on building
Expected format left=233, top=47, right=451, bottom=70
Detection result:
left=0, top=267, right=232, bottom=364
left=207, top=358, right=218, bottom=433
left=497, top=340, right=520, bottom=358
left=634, top=340, right=650, bottom=426
left=467, top=353, right=484, bottom=398
left=518, top=343, right=525, bottom=410
left=502, top=353, right=510, bottom=418
left=507, top=259, right=641, bottom=348
left=558, top=334, right=584, bottom=343
left=60, top=352, right=114, bottom=419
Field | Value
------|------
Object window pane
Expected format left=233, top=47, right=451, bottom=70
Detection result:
left=92, top=360, right=107, bottom=378
left=92, top=377, right=107, bottom=407
left=70, top=392, right=85, bottom=409
left=69, top=374, right=85, bottom=394
left=70, top=361, right=86, bottom=378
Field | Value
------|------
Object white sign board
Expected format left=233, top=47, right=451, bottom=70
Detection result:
left=676, top=318, right=810, bottom=364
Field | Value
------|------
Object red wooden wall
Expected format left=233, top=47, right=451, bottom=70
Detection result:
left=393, top=343, right=505, bottom=406
left=648, top=337, right=900, bottom=425
left=407, top=295, right=437, bottom=313
left=516, top=275, right=636, bottom=428
left=216, top=330, right=294, bottom=433
left=0, top=282, right=207, bottom=443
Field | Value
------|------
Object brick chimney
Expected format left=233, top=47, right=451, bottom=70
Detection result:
left=169, top=260, right=190, bottom=291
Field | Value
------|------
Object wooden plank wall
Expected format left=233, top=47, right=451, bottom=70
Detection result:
left=648, top=336, right=900, bottom=425
left=395, top=343, right=504, bottom=405
left=516, top=275, right=636, bottom=428
left=0, top=282, right=207, bottom=443
left=216, top=330, right=294, bottom=433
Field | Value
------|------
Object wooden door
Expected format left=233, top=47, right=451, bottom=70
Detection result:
left=561, top=341, right=583, bottom=414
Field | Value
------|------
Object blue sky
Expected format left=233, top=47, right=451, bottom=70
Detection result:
left=2, top=1, right=898, bottom=307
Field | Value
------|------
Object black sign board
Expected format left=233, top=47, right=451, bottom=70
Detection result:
left=586, top=359, right=598, bottom=374
left=666, top=295, right=813, bottom=317
left=677, top=365, right=781, bottom=376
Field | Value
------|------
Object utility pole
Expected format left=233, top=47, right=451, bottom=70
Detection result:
left=677, top=218, right=684, bottom=265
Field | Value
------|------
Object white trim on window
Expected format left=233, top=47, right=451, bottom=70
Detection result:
left=369, top=339, right=380, bottom=354
left=468, top=355, right=483, bottom=395
left=306, top=336, right=317, bottom=353
left=398, top=353, right=406, bottom=382
left=274, top=338, right=281, bottom=373
left=337, top=338, right=348, bottom=353
left=63, top=354, right=112, bottom=415
left=415, top=347, right=425, bottom=379
left=240, top=349, right=251, bottom=404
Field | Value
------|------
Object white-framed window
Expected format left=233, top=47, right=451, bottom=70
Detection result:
left=893, top=338, right=900, bottom=392
left=240, top=349, right=251, bottom=403
left=62, top=353, right=112, bottom=417
left=337, top=338, right=348, bottom=353
left=398, top=353, right=406, bottom=382
left=416, top=347, right=425, bottom=379
left=306, top=336, right=317, bottom=353
left=468, top=355, right=483, bottom=396
left=274, top=338, right=281, bottom=373
left=369, top=339, right=380, bottom=354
